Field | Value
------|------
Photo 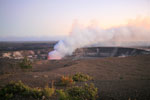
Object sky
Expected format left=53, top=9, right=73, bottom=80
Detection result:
left=0, top=0, right=149, bottom=41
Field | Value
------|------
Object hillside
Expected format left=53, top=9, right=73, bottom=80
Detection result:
left=0, top=54, right=150, bottom=100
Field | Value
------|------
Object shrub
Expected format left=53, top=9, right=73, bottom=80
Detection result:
left=43, top=85, right=55, bottom=98
left=72, top=73, right=92, bottom=82
left=0, top=75, right=97, bottom=100
left=57, top=83, right=98, bottom=100
left=56, top=89, right=69, bottom=100
left=0, top=81, right=54, bottom=99
left=67, top=83, right=98, bottom=100
left=20, top=57, right=32, bottom=69
left=58, top=76, right=75, bottom=86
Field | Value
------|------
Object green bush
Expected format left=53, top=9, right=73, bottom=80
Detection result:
left=20, top=57, right=32, bottom=69
left=57, top=83, right=98, bottom=100
left=0, top=74, right=97, bottom=100
left=0, top=81, right=54, bottom=100
left=43, top=85, right=55, bottom=98
left=72, top=73, right=92, bottom=82
left=56, top=89, right=69, bottom=100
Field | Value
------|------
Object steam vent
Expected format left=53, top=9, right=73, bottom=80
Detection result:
left=71, top=47, right=150, bottom=59
left=1, top=46, right=150, bottom=60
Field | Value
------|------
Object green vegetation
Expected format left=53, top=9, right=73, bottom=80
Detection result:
left=57, top=83, right=98, bottom=100
left=56, top=89, right=68, bottom=100
left=56, top=73, right=97, bottom=100
left=57, top=76, right=75, bottom=86
left=20, top=57, right=32, bottom=69
left=0, top=81, right=55, bottom=100
left=0, top=73, right=98, bottom=100
left=43, top=85, right=55, bottom=98
left=72, top=73, right=92, bottom=82
left=119, top=76, right=124, bottom=80
left=57, top=73, right=92, bottom=86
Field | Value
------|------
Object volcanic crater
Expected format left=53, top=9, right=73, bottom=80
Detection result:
left=68, top=47, right=150, bottom=59
left=0, top=42, right=150, bottom=100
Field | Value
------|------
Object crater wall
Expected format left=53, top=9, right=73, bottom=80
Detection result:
left=72, top=47, right=150, bottom=58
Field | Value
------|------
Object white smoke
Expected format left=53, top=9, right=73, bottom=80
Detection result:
left=48, top=17, right=150, bottom=59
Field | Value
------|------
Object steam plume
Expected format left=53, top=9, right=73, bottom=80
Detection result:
left=48, top=17, right=150, bottom=60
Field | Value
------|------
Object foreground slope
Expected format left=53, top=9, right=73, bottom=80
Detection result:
left=0, top=54, right=150, bottom=100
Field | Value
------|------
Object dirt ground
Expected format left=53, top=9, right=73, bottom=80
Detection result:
left=0, top=54, right=150, bottom=100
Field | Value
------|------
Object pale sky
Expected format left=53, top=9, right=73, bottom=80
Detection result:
left=0, top=0, right=149, bottom=41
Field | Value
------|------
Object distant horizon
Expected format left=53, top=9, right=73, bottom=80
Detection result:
left=0, top=35, right=66, bottom=42
left=0, top=40, right=150, bottom=43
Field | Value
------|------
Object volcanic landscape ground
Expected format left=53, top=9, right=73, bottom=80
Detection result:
left=0, top=42, right=150, bottom=100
